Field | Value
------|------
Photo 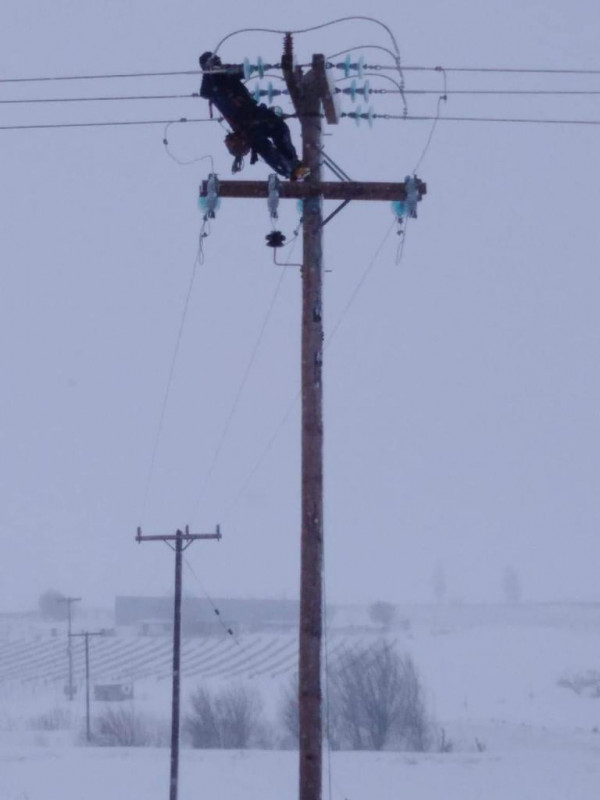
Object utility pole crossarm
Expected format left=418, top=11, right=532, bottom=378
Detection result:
left=200, top=179, right=426, bottom=202
left=136, top=525, right=221, bottom=543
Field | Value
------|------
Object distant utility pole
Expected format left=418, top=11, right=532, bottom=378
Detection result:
left=69, top=629, right=105, bottom=743
left=199, top=34, right=426, bottom=800
left=136, top=524, right=221, bottom=800
left=59, top=595, right=81, bottom=701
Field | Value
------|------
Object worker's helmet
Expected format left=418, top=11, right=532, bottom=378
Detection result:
left=200, top=51, right=221, bottom=70
left=224, top=131, right=251, bottom=158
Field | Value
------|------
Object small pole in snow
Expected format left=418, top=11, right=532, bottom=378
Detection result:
left=59, top=595, right=81, bottom=701
left=136, top=524, right=221, bottom=800
left=69, top=629, right=104, bottom=742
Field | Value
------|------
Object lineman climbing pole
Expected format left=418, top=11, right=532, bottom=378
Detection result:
left=200, top=34, right=426, bottom=800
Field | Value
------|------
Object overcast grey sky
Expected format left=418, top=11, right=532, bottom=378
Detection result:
left=1, top=0, right=599, bottom=612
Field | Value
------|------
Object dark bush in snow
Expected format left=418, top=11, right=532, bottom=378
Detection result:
left=92, top=706, right=167, bottom=747
left=28, top=706, right=73, bottom=731
left=558, top=670, right=600, bottom=698
left=328, top=640, right=431, bottom=751
left=184, top=684, right=266, bottom=749
left=280, top=639, right=433, bottom=752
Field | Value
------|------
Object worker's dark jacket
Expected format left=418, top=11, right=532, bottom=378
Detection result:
left=200, top=66, right=257, bottom=130
left=200, top=64, right=300, bottom=178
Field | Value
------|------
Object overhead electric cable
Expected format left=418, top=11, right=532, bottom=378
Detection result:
left=0, top=93, right=198, bottom=105
left=5, top=113, right=600, bottom=133
left=182, top=556, right=239, bottom=643
left=0, top=69, right=202, bottom=84
left=139, top=206, right=212, bottom=523
left=190, top=264, right=290, bottom=525
left=5, top=86, right=600, bottom=108
left=327, top=44, right=399, bottom=62
left=212, top=16, right=402, bottom=59
left=0, top=117, right=217, bottom=132
left=403, top=88, right=600, bottom=95
left=379, top=65, right=600, bottom=75
left=220, top=221, right=395, bottom=521
left=359, top=86, right=600, bottom=96
left=3, top=63, right=600, bottom=86
left=344, top=112, right=600, bottom=126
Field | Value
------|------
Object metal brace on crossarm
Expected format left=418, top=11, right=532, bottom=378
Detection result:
left=198, top=173, right=220, bottom=221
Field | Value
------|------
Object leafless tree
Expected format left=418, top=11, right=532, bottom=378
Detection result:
left=327, top=640, right=431, bottom=751
left=502, top=565, right=523, bottom=604
left=279, top=675, right=299, bottom=747
left=216, top=685, right=264, bottom=749
left=184, top=687, right=220, bottom=748
left=93, top=706, right=166, bottom=747
left=433, top=562, right=447, bottom=605
left=38, top=589, right=68, bottom=621
left=369, top=601, right=396, bottom=629
left=184, top=684, right=265, bottom=749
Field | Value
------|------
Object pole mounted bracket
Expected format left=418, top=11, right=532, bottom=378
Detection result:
left=267, top=173, right=281, bottom=219
left=198, top=173, right=220, bottom=220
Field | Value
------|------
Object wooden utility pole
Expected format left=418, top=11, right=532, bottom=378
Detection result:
left=59, top=595, right=81, bottom=701
left=199, top=34, right=426, bottom=800
left=69, top=629, right=105, bottom=742
left=291, top=48, right=325, bottom=800
left=136, top=524, right=221, bottom=800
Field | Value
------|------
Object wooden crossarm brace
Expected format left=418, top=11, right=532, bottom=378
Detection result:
left=312, top=54, right=340, bottom=125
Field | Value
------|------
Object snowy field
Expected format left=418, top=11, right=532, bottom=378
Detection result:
left=1, top=603, right=600, bottom=799
left=2, top=745, right=600, bottom=800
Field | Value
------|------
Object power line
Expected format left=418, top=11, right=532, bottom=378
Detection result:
left=387, top=88, right=600, bottom=96
left=389, top=65, right=600, bottom=76
left=0, top=93, right=198, bottom=105
left=0, top=69, right=202, bottom=84
left=7, top=85, right=600, bottom=109
left=0, top=117, right=217, bottom=132
left=220, top=220, right=396, bottom=523
left=348, top=112, right=600, bottom=126
left=6, top=112, right=600, bottom=134
left=139, top=241, right=204, bottom=524
left=182, top=556, right=239, bottom=642
left=190, top=263, right=290, bottom=525
left=3, top=62, right=600, bottom=87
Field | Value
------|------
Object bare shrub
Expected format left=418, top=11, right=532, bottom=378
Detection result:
left=437, top=727, right=454, bottom=752
left=92, top=706, right=166, bottom=747
left=38, top=589, right=68, bottom=621
left=28, top=707, right=72, bottom=731
left=184, top=687, right=219, bottom=748
left=328, top=640, right=432, bottom=751
left=279, top=640, right=432, bottom=752
left=502, top=565, right=522, bottom=604
left=279, top=676, right=299, bottom=748
left=184, top=684, right=265, bottom=749
left=369, top=601, right=396, bottom=629
left=558, top=670, right=600, bottom=698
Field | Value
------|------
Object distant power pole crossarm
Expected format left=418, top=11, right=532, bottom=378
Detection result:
left=136, top=524, right=221, bottom=800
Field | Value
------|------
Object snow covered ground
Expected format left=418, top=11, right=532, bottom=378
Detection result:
left=2, top=743, right=600, bottom=800
left=1, top=603, right=599, bottom=799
